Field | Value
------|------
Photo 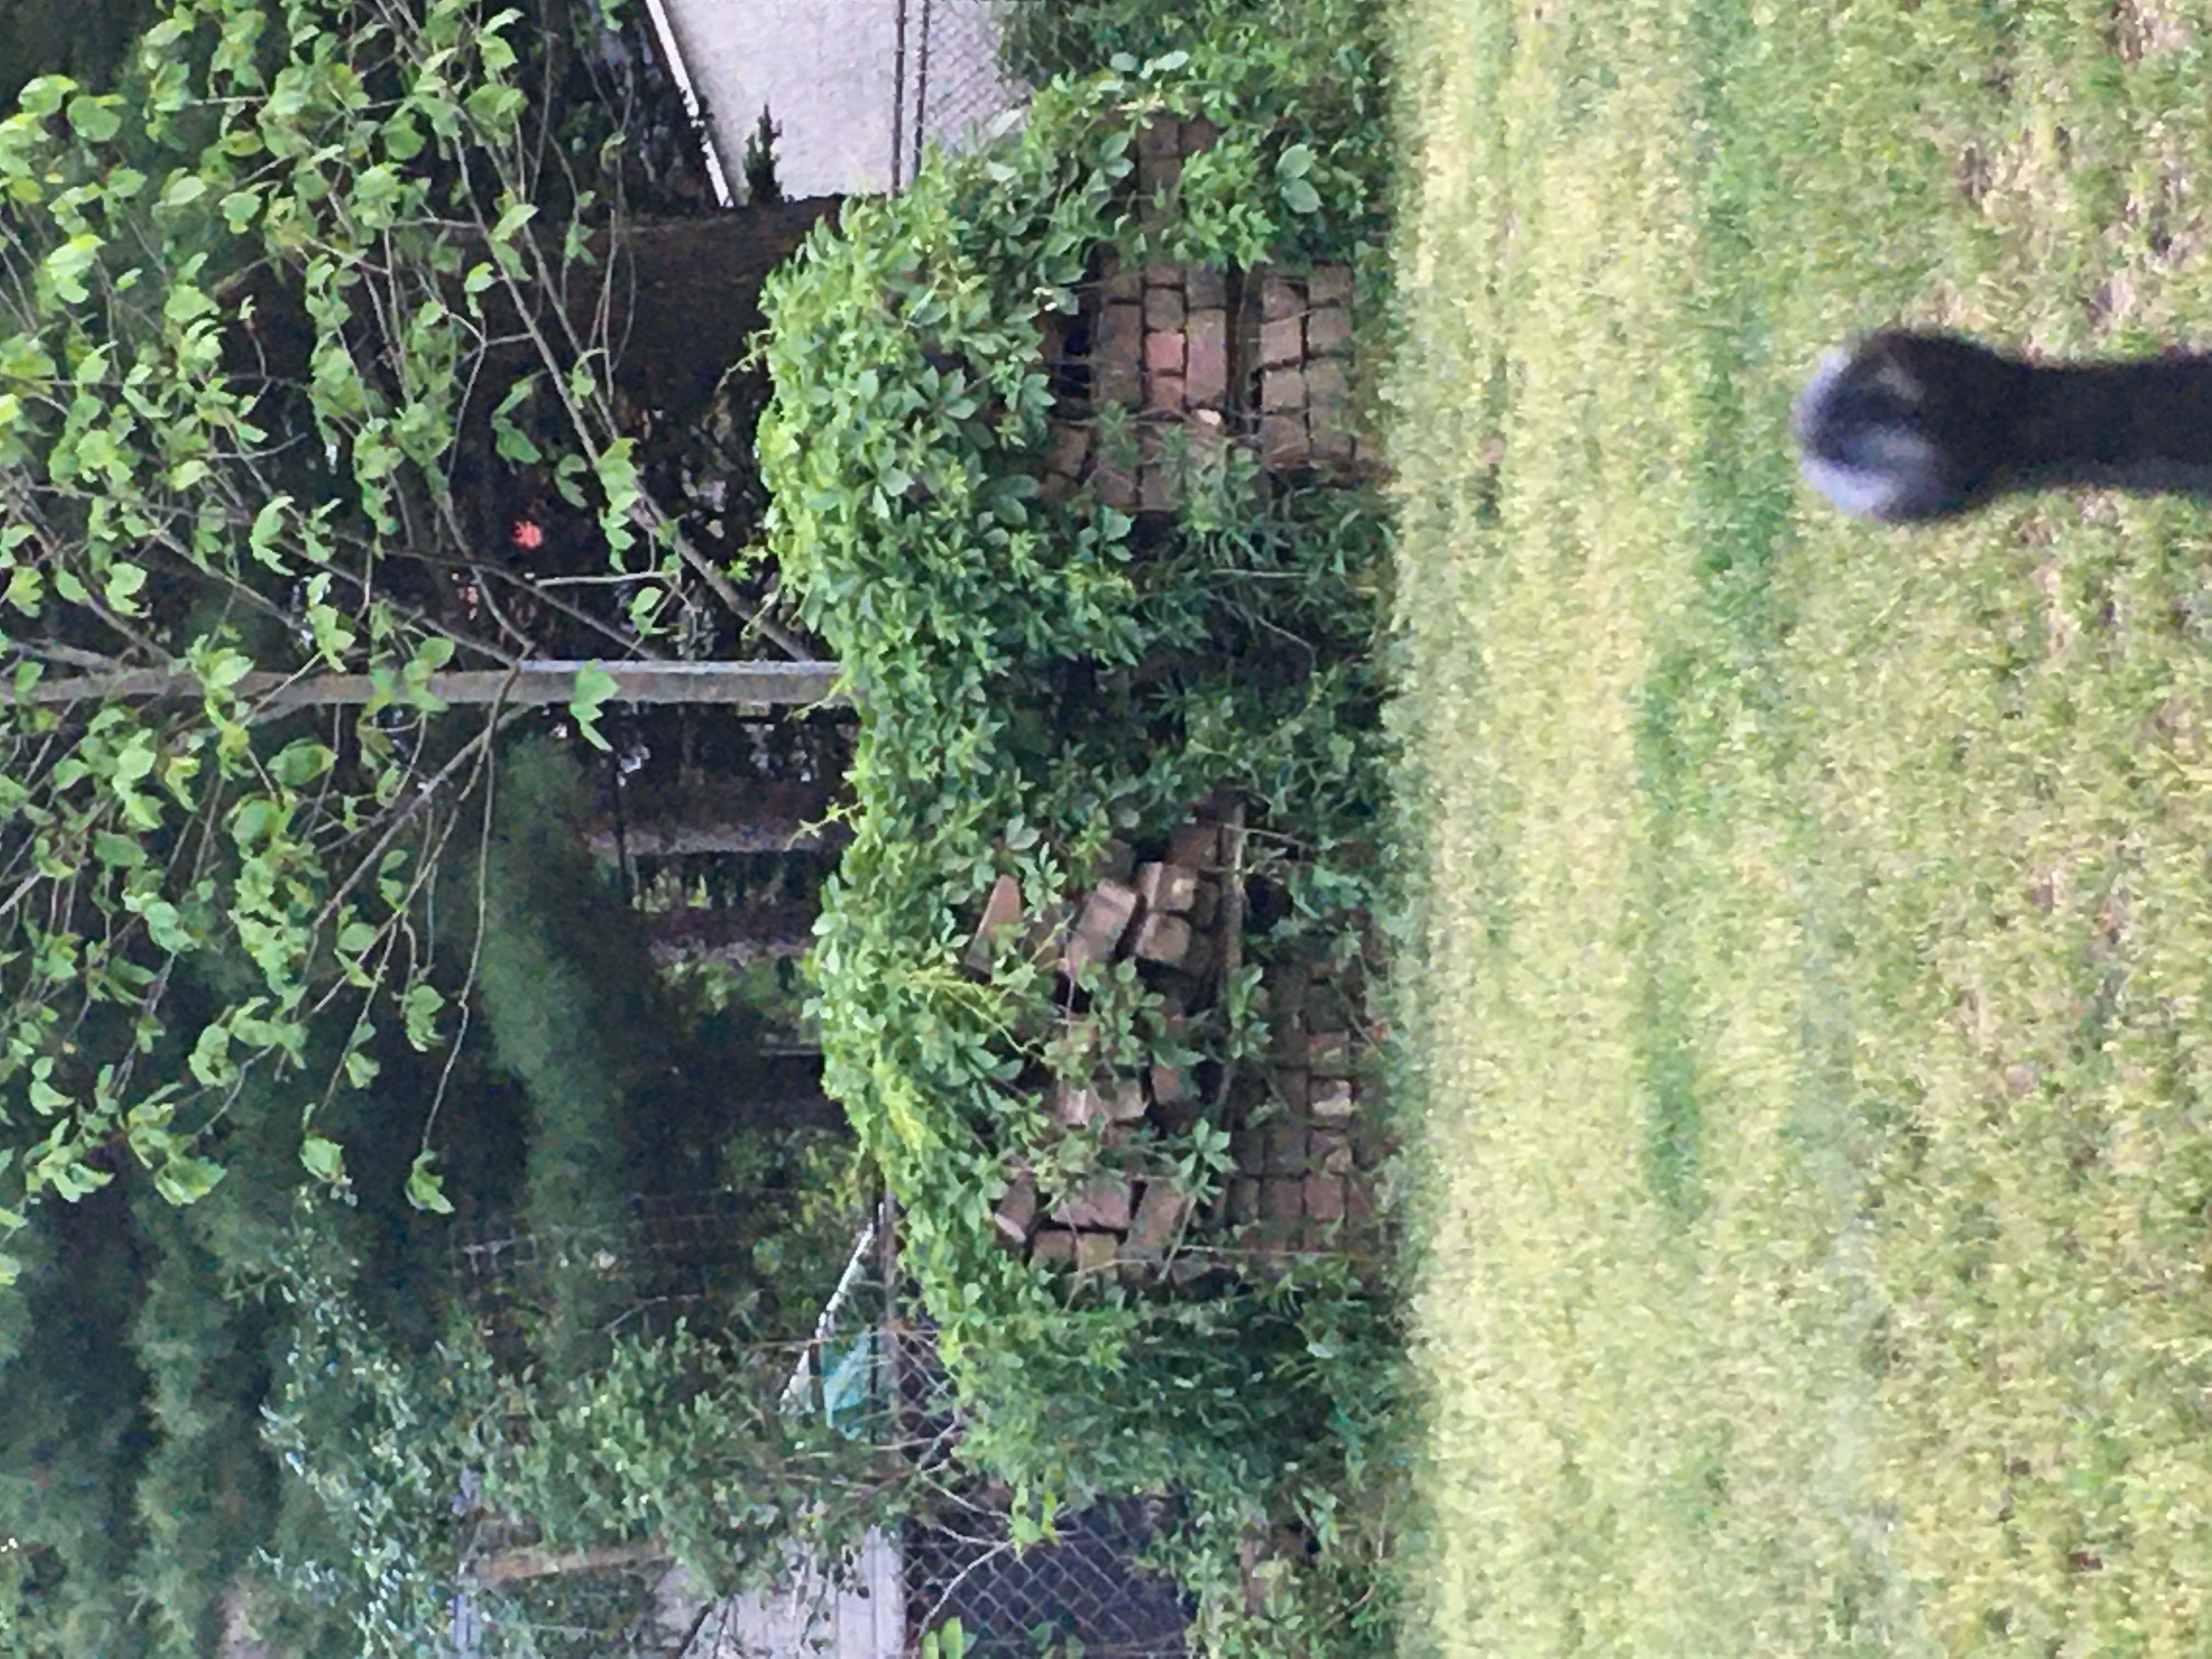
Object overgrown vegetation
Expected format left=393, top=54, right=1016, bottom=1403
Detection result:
left=1393, top=0, right=2212, bottom=1651
left=758, top=8, right=1400, bottom=1649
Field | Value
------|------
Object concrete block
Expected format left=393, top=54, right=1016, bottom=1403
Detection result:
left=1312, top=1128, right=1354, bottom=1177
left=1054, top=1081, right=1105, bottom=1128
left=1232, top=1128, right=1266, bottom=1177
left=1264, top=1119, right=1310, bottom=1172
left=1107, top=1077, right=1149, bottom=1122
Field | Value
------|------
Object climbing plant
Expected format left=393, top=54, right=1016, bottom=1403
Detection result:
left=758, top=24, right=1401, bottom=1650
left=0, top=0, right=729, bottom=1275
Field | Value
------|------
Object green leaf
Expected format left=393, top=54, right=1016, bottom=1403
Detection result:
left=154, top=1153, right=225, bottom=1205
left=300, top=1134, right=346, bottom=1184
left=569, top=662, right=618, bottom=752
left=269, top=738, right=335, bottom=787
left=66, top=95, right=121, bottom=143
left=402, top=981, right=443, bottom=1051
left=1282, top=176, right=1322, bottom=215
left=103, top=561, right=148, bottom=614
left=405, top=1148, right=455, bottom=1214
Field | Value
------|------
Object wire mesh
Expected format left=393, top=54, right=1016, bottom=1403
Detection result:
left=443, top=1203, right=1192, bottom=1656
left=893, top=0, right=1032, bottom=187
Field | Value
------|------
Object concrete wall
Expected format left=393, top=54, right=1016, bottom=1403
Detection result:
left=652, top=0, right=1022, bottom=199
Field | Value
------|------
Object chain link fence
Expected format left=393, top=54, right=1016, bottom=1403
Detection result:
left=891, top=0, right=1034, bottom=188
left=442, top=1197, right=1192, bottom=1656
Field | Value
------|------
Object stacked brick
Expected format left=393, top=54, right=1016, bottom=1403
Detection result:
left=1256, top=268, right=1367, bottom=473
left=964, top=800, right=1387, bottom=1283
left=1220, top=956, right=1387, bottom=1272
left=1036, top=117, right=1380, bottom=512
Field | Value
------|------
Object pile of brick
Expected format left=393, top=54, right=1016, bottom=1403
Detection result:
left=1220, top=955, right=1386, bottom=1269
left=965, top=801, right=1387, bottom=1282
left=1036, top=115, right=1380, bottom=513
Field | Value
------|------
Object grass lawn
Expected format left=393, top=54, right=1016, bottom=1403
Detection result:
left=1385, top=0, right=2212, bottom=1651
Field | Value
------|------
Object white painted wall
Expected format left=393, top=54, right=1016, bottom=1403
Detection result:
left=650, top=0, right=1021, bottom=198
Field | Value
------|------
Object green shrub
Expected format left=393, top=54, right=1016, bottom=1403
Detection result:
left=758, top=31, right=1401, bottom=1654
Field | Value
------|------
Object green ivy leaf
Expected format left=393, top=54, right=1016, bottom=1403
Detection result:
left=300, top=1134, right=346, bottom=1184
left=569, top=661, right=618, bottom=752
left=405, top=1148, right=454, bottom=1214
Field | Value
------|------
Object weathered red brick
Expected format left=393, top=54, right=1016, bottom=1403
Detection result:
left=1307, top=1029, right=1352, bottom=1076
left=1137, top=861, right=1199, bottom=913
left=1124, top=1182, right=1192, bottom=1259
left=1305, top=1173, right=1345, bottom=1222
left=1308, top=264, right=1353, bottom=306
left=1261, top=274, right=1303, bottom=320
left=1062, top=880, right=1138, bottom=976
left=1053, top=1175, right=1133, bottom=1231
left=1305, top=358, right=1350, bottom=408
left=1075, top=1231, right=1120, bottom=1273
left=1309, top=1076, right=1355, bottom=1120
left=1258, top=315, right=1304, bottom=370
left=1145, top=329, right=1186, bottom=374
left=1133, top=910, right=1194, bottom=964
left=1265, top=1119, right=1310, bottom=1172
left=1186, top=264, right=1227, bottom=309
left=1031, top=1228, right=1077, bottom=1267
left=1306, top=304, right=1353, bottom=357
left=1143, top=283, right=1184, bottom=331
left=1144, top=371, right=1186, bottom=415
left=1259, top=414, right=1308, bottom=469
left=1186, top=308, right=1228, bottom=407
left=965, top=872, right=1026, bottom=971
left=1107, top=1078, right=1149, bottom=1122
left=1262, top=368, right=1306, bottom=413
left=994, top=1173, right=1037, bottom=1243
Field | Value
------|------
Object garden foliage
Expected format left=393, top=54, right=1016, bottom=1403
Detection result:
left=757, top=15, right=1400, bottom=1648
